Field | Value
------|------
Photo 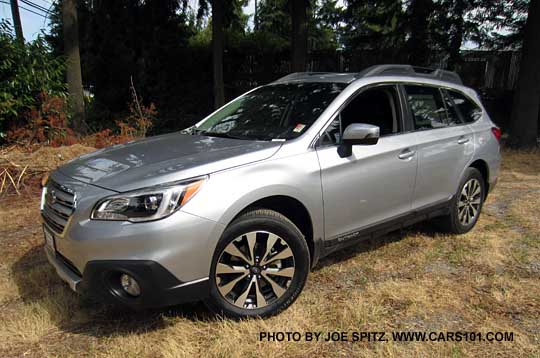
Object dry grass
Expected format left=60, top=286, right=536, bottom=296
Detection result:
left=0, top=144, right=96, bottom=197
left=0, top=149, right=539, bottom=357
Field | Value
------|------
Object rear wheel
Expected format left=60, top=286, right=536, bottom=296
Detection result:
left=438, top=167, right=485, bottom=234
left=205, top=209, right=310, bottom=318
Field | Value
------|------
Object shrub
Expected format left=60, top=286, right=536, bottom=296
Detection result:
left=85, top=90, right=156, bottom=149
left=6, top=92, right=77, bottom=147
left=0, top=20, right=67, bottom=138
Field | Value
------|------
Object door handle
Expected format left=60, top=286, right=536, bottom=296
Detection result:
left=398, top=149, right=416, bottom=160
left=457, top=136, right=470, bottom=144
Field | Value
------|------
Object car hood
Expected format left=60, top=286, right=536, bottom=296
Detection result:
left=57, top=133, right=282, bottom=192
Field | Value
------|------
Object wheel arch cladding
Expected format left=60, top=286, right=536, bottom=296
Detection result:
left=469, top=159, right=490, bottom=196
left=230, top=195, right=316, bottom=267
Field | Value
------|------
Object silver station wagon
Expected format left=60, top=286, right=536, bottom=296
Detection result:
left=42, top=65, right=501, bottom=318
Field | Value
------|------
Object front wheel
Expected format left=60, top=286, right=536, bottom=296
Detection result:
left=205, top=209, right=310, bottom=318
left=438, top=167, right=485, bottom=234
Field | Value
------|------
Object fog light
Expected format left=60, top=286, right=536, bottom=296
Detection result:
left=120, top=274, right=141, bottom=297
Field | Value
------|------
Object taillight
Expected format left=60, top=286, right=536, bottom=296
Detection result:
left=491, top=127, right=501, bottom=142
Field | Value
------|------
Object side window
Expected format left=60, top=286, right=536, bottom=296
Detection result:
left=442, top=90, right=463, bottom=126
left=447, top=90, right=483, bottom=123
left=319, top=116, right=341, bottom=146
left=405, top=85, right=448, bottom=130
left=319, top=85, right=402, bottom=146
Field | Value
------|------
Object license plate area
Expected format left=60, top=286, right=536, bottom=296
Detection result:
left=43, top=226, right=56, bottom=252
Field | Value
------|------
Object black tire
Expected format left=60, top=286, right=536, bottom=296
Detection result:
left=437, top=167, right=486, bottom=234
left=204, top=209, right=310, bottom=318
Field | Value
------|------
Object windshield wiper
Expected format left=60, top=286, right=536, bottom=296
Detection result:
left=202, top=130, right=277, bottom=141
left=201, top=131, right=252, bottom=140
left=180, top=126, right=204, bottom=135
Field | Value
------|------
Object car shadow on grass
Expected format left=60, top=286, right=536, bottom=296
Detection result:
left=10, top=245, right=221, bottom=338
left=10, top=221, right=440, bottom=338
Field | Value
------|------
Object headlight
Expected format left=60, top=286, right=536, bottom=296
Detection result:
left=91, top=177, right=206, bottom=222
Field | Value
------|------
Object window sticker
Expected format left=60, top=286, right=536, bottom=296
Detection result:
left=293, top=123, right=306, bottom=133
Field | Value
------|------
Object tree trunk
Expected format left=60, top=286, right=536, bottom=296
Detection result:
left=10, top=0, right=24, bottom=44
left=254, top=0, right=258, bottom=31
left=212, top=0, right=225, bottom=109
left=509, top=0, right=540, bottom=149
left=447, top=0, right=465, bottom=70
left=406, top=0, right=433, bottom=66
left=291, top=0, right=308, bottom=72
left=62, top=0, right=86, bottom=134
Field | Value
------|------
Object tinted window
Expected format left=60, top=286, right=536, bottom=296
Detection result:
left=320, top=85, right=401, bottom=146
left=405, top=85, right=448, bottom=130
left=197, top=82, right=346, bottom=140
left=442, top=90, right=463, bottom=126
left=447, top=90, right=483, bottom=123
left=320, top=117, right=341, bottom=146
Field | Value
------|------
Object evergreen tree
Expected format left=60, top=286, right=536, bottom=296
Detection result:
left=342, top=0, right=405, bottom=51
left=509, top=0, right=540, bottom=148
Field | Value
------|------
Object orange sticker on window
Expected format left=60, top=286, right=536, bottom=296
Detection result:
left=293, top=124, right=306, bottom=133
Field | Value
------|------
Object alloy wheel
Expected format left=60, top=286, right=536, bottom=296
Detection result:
left=457, top=178, right=482, bottom=226
left=215, top=231, right=296, bottom=309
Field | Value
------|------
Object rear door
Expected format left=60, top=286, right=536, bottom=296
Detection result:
left=402, top=84, right=474, bottom=209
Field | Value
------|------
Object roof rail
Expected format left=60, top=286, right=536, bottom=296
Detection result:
left=357, top=64, right=463, bottom=85
left=273, top=72, right=342, bottom=83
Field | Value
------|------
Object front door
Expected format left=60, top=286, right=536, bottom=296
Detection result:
left=316, top=84, right=418, bottom=241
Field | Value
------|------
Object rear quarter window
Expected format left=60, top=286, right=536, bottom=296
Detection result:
left=447, top=90, right=483, bottom=123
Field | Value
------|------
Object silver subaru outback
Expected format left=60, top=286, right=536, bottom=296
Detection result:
left=42, top=65, right=501, bottom=318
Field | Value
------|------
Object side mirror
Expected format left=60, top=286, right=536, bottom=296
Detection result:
left=342, top=123, right=380, bottom=145
left=338, top=123, right=380, bottom=157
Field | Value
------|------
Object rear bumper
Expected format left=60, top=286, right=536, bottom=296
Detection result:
left=45, top=246, right=209, bottom=308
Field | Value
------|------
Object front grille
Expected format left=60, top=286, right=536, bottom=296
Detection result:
left=41, top=180, right=76, bottom=234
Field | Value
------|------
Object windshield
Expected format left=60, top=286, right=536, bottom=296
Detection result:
left=196, top=82, right=346, bottom=140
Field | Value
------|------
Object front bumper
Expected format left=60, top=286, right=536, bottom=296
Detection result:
left=45, top=170, right=226, bottom=284
left=45, top=246, right=209, bottom=308
left=42, top=170, right=226, bottom=308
